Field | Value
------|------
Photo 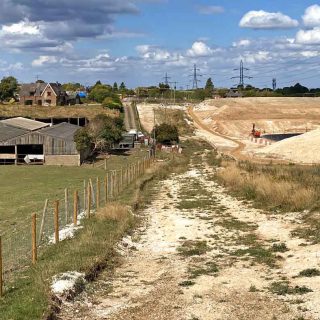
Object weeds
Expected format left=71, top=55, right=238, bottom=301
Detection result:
left=271, top=243, right=289, bottom=253
left=216, top=217, right=257, bottom=232
left=188, top=262, right=218, bottom=279
left=178, top=240, right=210, bottom=256
left=298, top=268, right=320, bottom=277
left=179, top=280, right=195, bottom=287
left=269, top=282, right=313, bottom=295
left=233, top=245, right=277, bottom=267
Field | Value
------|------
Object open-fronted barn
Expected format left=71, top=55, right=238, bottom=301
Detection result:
left=0, top=121, right=89, bottom=166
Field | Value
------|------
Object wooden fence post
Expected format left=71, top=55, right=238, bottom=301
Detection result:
left=83, top=180, right=86, bottom=212
left=87, top=183, right=91, bottom=218
left=89, top=179, right=95, bottom=207
left=32, top=213, right=37, bottom=264
left=117, top=171, right=120, bottom=195
left=0, top=236, right=3, bottom=297
left=73, top=191, right=78, bottom=226
left=39, top=199, right=48, bottom=244
left=104, top=158, right=107, bottom=170
left=104, top=175, right=108, bottom=205
left=65, top=188, right=69, bottom=224
left=96, top=177, right=100, bottom=209
left=54, top=200, right=59, bottom=244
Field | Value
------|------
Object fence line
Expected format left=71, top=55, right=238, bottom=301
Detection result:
left=0, top=155, right=153, bottom=296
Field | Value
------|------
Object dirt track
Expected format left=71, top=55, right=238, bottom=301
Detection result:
left=58, top=154, right=320, bottom=320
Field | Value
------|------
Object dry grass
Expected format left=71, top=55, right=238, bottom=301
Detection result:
left=217, top=162, right=318, bottom=212
left=0, top=104, right=117, bottom=120
left=97, top=203, right=130, bottom=221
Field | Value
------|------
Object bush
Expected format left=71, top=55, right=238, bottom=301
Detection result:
left=152, top=123, right=179, bottom=145
left=102, top=96, right=123, bottom=112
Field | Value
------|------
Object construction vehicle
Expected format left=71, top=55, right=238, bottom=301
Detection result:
left=251, top=123, right=261, bottom=138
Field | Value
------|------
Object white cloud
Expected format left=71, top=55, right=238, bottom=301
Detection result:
left=2, top=20, right=40, bottom=35
left=233, top=39, right=251, bottom=47
left=187, top=41, right=213, bottom=57
left=303, top=5, right=320, bottom=27
left=32, top=56, right=58, bottom=67
left=197, top=5, right=224, bottom=15
left=296, top=27, right=320, bottom=44
left=240, top=10, right=299, bottom=29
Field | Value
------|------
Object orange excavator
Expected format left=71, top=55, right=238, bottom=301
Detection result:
left=251, top=123, right=261, bottom=138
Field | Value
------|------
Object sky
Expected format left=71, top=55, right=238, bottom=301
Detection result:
left=1, top=0, right=320, bottom=89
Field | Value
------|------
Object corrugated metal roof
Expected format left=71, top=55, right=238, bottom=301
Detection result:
left=39, top=122, right=80, bottom=141
left=0, top=123, right=29, bottom=142
left=1, top=117, right=49, bottom=131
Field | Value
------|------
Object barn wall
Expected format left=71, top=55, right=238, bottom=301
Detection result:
left=1, top=133, right=78, bottom=155
left=45, top=155, right=80, bottom=166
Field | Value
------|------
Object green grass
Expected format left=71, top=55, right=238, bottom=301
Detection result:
left=0, top=149, right=148, bottom=229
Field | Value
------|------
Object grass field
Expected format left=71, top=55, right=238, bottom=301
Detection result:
left=0, top=149, right=149, bottom=231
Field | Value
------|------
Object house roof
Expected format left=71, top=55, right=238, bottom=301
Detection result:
left=0, top=123, right=29, bottom=143
left=19, top=83, right=47, bottom=97
left=20, top=82, right=65, bottom=97
left=1, top=117, right=49, bottom=131
left=39, top=122, right=80, bottom=141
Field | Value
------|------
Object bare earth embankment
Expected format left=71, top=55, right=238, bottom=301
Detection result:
left=191, top=97, right=320, bottom=163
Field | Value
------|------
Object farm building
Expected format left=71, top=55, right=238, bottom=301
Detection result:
left=0, top=119, right=89, bottom=166
left=1, top=117, right=50, bottom=131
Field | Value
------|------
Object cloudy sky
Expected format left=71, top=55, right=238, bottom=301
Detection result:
left=1, top=0, right=320, bottom=88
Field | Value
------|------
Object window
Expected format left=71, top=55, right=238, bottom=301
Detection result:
left=47, top=91, right=51, bottom=97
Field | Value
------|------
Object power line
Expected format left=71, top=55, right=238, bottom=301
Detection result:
left=189, top=64, right=202, bottom=89
left=163, top=72, right=171, bottom=86
left=231, top=60, right=252, bottom=86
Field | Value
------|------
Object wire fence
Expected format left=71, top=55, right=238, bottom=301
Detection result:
left=0, top=155, right=153, bottom=297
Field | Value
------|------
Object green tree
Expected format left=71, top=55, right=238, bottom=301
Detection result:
left=102, top=96, right=123, bottom=112
left=152, top=123, right=179, bottom=145
left=113, top=82, right=118, bottom=91
left=74, top=127, right=92, bottom=152
left=88, top=84, right=113, bottom=103
left=0, top=76, right=18, bottom=101
left=62, top=82, right=83, bottom=91
left=74, top=115, right=124, bottom=153
left=204, top=78, right=214, bottom=97
left=119, top=82, right=126, bottom=91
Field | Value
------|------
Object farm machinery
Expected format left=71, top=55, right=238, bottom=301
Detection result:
left=251, top=123, right=261, bottom=138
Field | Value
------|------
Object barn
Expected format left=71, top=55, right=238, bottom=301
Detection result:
left=0, top=119, right=89, bottom=166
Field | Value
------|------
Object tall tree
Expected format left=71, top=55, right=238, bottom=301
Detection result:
left=0, top=76, right=18, bottom=101
left=119, top=82, right=126, bottom=91
left=113, top=82, right=118, bottom=91
left=204, top=78, right=214, bottom=97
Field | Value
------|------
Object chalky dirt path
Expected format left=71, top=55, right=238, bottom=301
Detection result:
left=59, top=154, right=320, bottom=320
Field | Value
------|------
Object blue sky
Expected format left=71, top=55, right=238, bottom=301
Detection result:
left=1, top=0, right=320, bottom=88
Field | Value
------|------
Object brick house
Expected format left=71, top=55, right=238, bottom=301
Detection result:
left=19, top=82, right=71, bottom=106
